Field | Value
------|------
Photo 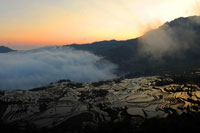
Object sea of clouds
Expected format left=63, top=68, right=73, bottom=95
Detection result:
left=0, top=46, right=117, bottom=90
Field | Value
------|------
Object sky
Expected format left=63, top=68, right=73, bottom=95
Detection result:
left=0, top=0, right=200, bottom=50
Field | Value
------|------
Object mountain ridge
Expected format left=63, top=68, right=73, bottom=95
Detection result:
left=67, top=16, right=200, bottom=77
left=0, top=46, right=15, bottom=53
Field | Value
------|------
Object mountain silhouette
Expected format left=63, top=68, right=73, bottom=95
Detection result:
left=0, top=46, right=14, bottom=53
left=67, top=16, right=200, bottom=77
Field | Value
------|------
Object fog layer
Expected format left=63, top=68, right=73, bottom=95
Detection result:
left=0, top=46, right=117, bottom=90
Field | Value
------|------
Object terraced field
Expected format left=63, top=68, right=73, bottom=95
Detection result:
left=1, top=75, right=200, bottom=132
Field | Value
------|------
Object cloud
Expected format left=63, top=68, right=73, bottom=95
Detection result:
left=138, top=16, right=200, bottom=60
left=0, top=46, right=117, bottom=90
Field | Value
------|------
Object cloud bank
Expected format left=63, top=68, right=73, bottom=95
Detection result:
left=138, top=16, right=200, bottom=60
left=0, top=46, right=117, bottom=90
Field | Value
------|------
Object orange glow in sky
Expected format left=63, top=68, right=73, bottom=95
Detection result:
left=0, top=0, right=200, bottom=49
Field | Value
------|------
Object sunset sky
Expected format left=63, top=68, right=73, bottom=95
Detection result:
left=0, top=0, right=200, bottom=49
